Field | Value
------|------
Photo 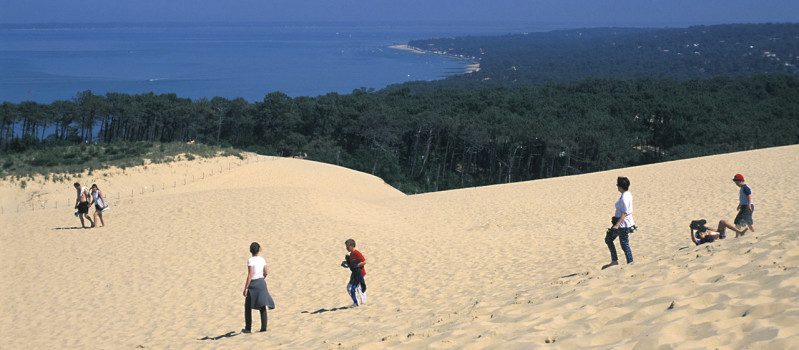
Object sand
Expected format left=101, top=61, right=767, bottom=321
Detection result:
left=2, top=145, right=798, bottom=349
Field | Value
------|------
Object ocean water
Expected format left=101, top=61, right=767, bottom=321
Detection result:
left=0, top=22, right=555, bottom=104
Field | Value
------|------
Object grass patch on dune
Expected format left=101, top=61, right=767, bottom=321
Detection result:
left=0, top=141, right=245, bottom=184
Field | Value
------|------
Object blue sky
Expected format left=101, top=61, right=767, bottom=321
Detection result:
left=1, top=0, right=797, bottom=26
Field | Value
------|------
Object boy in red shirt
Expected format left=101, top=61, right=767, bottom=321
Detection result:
left=344, top=239, right=367, bottom=306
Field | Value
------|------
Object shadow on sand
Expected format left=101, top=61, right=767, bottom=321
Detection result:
left=197, top=331, right=239, bottom=341
left=53, top=226, right=89, bottom=230
left=301, top=306, right=351, bottom=315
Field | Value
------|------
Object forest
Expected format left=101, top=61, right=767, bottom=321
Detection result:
left=2, top=23, right=798, bottom=193
left=3, top=74, right=799, bottom=193
left=399, top=23, right=799, bottom=92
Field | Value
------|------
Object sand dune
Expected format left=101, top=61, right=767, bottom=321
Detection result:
left=1, top=145, right=798, bottom=349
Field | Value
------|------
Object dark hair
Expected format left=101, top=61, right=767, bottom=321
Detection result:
left=74, top=182, right=80, bottom=187
left=617, top=177, right=630, bottom=191
left=91, top=183, right=99, bottom=190
left=249, top=242, right=260, bottom=255
left=345, top=239, right=356, bottom=247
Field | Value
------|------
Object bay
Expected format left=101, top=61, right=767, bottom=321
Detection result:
left=0, top=21, right=557, bottom=103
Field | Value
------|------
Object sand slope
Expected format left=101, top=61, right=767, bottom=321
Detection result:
left=1, top=146, right=798, bottom=349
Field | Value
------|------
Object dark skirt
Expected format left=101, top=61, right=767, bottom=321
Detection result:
left=247, top=278, right=275, bottom=310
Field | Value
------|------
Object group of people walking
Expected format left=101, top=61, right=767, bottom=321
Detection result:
left=603, top=173, right=756, bottom=269
left=237, top=173, right=757, bottom=333
left=73, top=182, right=109, bottom=228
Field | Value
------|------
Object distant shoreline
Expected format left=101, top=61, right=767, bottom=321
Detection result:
left=389, top=44, right=480, bottom=74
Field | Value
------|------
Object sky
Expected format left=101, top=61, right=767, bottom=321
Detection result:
left=1, top=0, right=797, bottom=26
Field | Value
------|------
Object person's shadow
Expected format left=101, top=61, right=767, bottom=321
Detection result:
left=53, top=226, right=87, bottom=230
left=197, top=331, right=239, bottom=341
left=301, top=306, right=351, bottom=314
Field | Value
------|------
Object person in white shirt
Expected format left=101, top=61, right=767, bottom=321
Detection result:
left=603, top=176, right=635, bottom=269
left=90, top=184, right=107, bottom=228
left=242, top=242, right=274, bottom=333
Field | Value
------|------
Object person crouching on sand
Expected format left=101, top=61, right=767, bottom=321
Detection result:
left=603, top=176, right=635, bottom=269
left=242, top=242, right=274, bottom=333
left=690, top=219, right=747, bottom=245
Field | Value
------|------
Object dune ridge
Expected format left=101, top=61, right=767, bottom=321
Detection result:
left=1, top=145, right=798, bottom=349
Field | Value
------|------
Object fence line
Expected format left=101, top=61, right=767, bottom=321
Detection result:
left=2, top=156, right=268, bottom=216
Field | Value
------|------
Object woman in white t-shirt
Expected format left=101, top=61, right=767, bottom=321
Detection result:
left=242, top=242, right=274, bottom=333
left=602, top=176, right=635, bottom=269
left=90, top=184, right=107, bottom=228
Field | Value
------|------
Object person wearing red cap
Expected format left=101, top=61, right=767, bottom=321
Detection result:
left=729, top=173, right=755, bottom=234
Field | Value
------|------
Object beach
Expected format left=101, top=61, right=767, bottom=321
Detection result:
left=389, top=44, right=480, bottom=73
left=1, top=145, right=798, bottom=349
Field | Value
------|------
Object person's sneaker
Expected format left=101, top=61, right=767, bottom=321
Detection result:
left=241, top=329, right=251, bottom=334
left=601, top=261, right=619, bottom=270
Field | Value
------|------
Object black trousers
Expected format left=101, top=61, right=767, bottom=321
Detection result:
left=244, top=295, right=267, bottom=331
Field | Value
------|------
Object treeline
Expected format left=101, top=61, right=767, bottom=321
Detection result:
left=3, top=74, right=799, bottom=193
left=400, top=23, right=799, bottom=92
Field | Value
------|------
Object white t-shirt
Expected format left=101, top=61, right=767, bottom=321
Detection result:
left=92, top=191, right=106, bottom=207
left=247, top=256, right=266, bottom=280
left=614, top=191, right=635, bottom=228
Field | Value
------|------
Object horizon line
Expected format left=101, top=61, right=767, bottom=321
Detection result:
left=2, top=20, right=792, bottom=29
